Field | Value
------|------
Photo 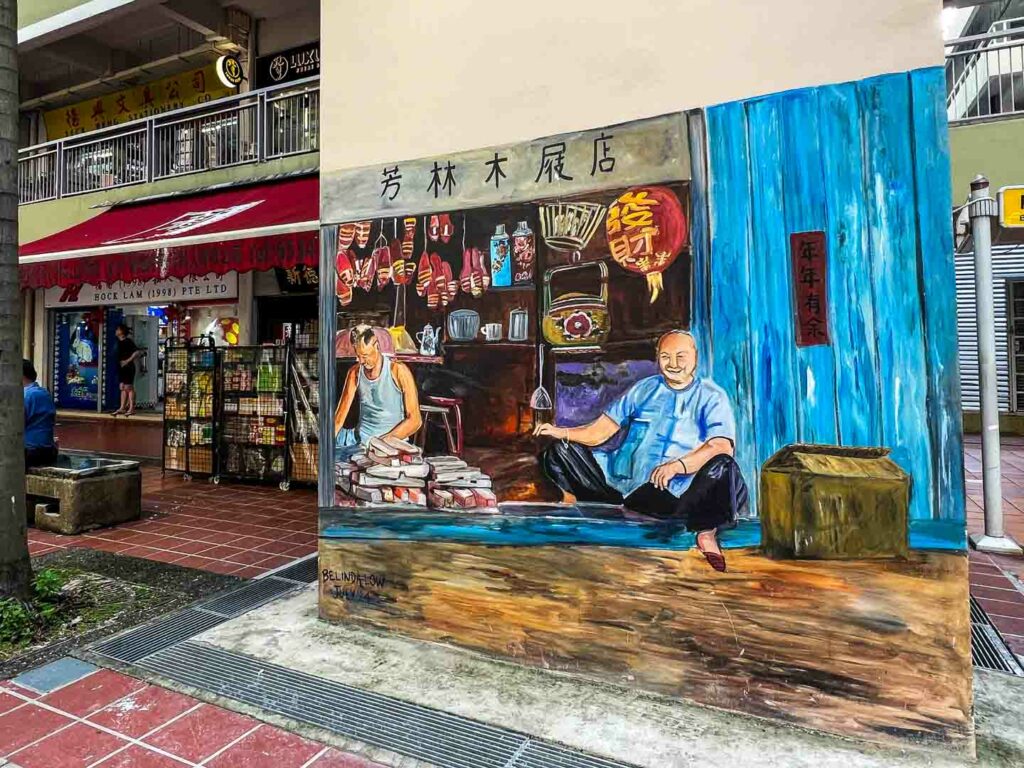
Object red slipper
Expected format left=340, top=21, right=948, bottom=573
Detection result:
left=439, top=213, right=454, bottom=244
left=338, top=222, right=356, bottom=249
left=390, top=239, right=407, bottom=285
left=354, top=220, right=371, bottom=249
left=459, top=248, right=473, bottom=294
left=415, top=251, right=432, bottom=297
left=428, top=214, right=440, bottom=242
left=442, top=260, right=457, bottom=304
left=699, top=548, right=727, bottom=572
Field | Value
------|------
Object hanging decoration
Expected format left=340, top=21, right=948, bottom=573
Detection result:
left=335, top=240, right=355, bottom=306
left=604, top=185, right=687, bottom=303
left=416, top=216, right=433, bottom=297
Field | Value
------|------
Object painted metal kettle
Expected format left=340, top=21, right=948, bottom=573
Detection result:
left=541, top=260, right=610, bottom=347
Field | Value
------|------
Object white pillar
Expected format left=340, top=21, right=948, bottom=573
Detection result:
left=969, top=175, right=1023, bottom=555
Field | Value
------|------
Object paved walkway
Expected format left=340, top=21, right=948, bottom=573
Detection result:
left=56, top=414, right=163, bottom=461
left=0, top=659, right=379, bottom=767
left=29, top=467, right=317, bottom=578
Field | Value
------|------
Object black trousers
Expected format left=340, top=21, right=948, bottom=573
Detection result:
left=540, top=440, right=748, bottom=532
left=25, top=445, right=58, bottom=468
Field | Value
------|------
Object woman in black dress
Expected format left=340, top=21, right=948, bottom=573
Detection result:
left=113, top=324, right=142, bottom=416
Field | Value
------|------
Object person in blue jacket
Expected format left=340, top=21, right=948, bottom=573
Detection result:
left=23, top=359, right=58, bottom=467
left=535, top=331, right=748, bottom=571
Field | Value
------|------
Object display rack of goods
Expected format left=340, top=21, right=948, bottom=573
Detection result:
left=289, top=347, right=319, bottom=484
left=162, top=339, right=191, bottom=474
left=216, top=345, right=292, bottom=489
left=185, top=341, right=217, bottom=477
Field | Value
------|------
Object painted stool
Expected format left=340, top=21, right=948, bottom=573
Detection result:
left=418, top=396, right=464, bottom=456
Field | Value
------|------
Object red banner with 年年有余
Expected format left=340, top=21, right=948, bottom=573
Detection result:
left=790, top=230, right=830, bottom=347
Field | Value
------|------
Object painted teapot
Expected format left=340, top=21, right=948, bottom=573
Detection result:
left=416, top=323, right=438, bottom=356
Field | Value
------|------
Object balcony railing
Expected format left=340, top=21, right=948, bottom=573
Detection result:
left=18, top=77, right=319, bottom=205
left=946, top=20, right=1024, bottom=123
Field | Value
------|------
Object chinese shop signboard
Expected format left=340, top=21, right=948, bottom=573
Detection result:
left=43, top=63, right=238, bottom=140
left=321, top=113, right=690, bottom=223
left=790, top=230, right=830, bottom=346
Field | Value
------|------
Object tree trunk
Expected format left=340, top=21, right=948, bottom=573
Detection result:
left=0, top=0, right=31, bottom=599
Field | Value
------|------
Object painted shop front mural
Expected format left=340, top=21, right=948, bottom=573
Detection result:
left=316, top=67, right=971, bottom=754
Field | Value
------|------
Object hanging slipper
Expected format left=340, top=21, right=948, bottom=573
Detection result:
left=428, top=214, right=441, bottom=242
left=335, top=244, right=354, bottom=287
left=338, top=222, right=356, bottom=249
left=402, top=216, right=416, bottom=264
left=389, top=239, right=407, bottom=285
left=439, top=213, right=454, bottom=244
left=402, top=249, right=417, bottom=284
left=430, top=253, right=447, bottom=301
left=336, top=275, right=353, bottom=306
left=375, top=242, right=393, bottom=289
left=425, top=270, right=440, bottom=310
left=459, top=248, right=474, bottom=294
left=355, top=250, right=376, bottom=291
left=469, top=247, right=487, bottom=295
left=355, top=220, right=372, bottom=249
left=415, top=251, right=432, bottom=297
left=442, top=260, right=457, bottom=303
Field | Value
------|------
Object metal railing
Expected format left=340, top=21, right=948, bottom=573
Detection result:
left=17, top=77, right=319, bottom=205
left=947, top=20, right=1024, bottom=123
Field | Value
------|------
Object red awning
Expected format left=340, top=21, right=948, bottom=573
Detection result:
left=20, top=176, right=319, bottom=290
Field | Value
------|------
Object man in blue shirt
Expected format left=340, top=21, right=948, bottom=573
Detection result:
left=23, top=359, right=58, bottom=467
left=535, top=331, right=748, bottom=571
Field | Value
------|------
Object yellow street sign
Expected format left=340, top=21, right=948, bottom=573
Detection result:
left=999, top=186, right=1024, bottom=227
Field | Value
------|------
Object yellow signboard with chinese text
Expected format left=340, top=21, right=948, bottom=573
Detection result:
left=42, top=63, right=238, bottom=141
left=999, top=185, right=1024, bottom=228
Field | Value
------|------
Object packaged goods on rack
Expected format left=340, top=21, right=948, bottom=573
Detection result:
left=289, top=347, right=319, bottom=484
left=216, top=345, right=290, bottom=486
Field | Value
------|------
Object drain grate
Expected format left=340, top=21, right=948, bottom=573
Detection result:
left=970, top=597, right=1024, bottom=676
left=516, top=741, right=639, bottom=768
left=970, top=595, right=993, bottom=626
left=199, top=578, right=300, bottom=617
left=92, top=609, right=226, bottom=663
left=93, top=561, right=312, bottom=664
left=270, top=555, right=318, bottom=584
left=138, top=641, right=639, bottom=768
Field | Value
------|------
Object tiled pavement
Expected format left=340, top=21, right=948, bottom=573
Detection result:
left=964, top=435, right=1024, bottom=658
left=28, top=467, right=317, bottom=578
left=0, top=660, right=381, bottom=767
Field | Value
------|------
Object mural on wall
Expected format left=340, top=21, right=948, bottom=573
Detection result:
left=317, top=68, right=971, bottom=755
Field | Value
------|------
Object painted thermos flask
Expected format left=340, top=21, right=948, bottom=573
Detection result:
left=511, top=220, right=535, bottom=284
left=490, top=224, right=512, bottom=288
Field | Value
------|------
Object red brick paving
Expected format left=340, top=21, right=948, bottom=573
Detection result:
left=28, top=465, right=317, bottom=578
left=965, top=435, right=1024, bottom=657
left=0, top=671, right=386, bottom=768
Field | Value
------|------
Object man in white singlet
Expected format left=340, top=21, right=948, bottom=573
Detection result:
left=333, top=326, right=422, bottom=446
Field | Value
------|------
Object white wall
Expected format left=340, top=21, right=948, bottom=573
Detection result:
left=320, top=0, right=943, bottom=172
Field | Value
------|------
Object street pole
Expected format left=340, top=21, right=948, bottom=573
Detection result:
left=0, top=0, right=31, bottom=597
left=968, top=175, right=1023, bottom=555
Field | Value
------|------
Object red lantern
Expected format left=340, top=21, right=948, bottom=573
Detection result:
left=605, top=186, right=687, bottom=303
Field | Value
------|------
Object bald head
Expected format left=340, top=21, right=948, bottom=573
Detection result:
left=657, top=331, right=698, bottom=389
